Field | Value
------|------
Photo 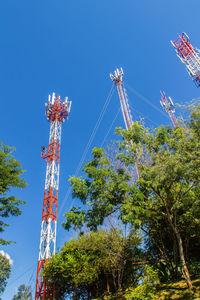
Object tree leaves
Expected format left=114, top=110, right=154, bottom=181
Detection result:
left=12, top=284, right=32, bottom=300
left=62, top=103, right=200, bottom=292
left=43, top=229, right=142, bottom=298
left=0, top=252, right=11, bottom=295
left=0, top=142, right=27, bottom=244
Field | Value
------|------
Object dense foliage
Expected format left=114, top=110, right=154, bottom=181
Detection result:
left=0, top=251, right=12, bottom=295
left=43, top=229, right=144, bottom=299
left=43, top=103, right=200, bottom=298
left=0, top=142, right=27, bottom=245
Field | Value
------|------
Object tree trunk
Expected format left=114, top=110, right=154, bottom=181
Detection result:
left=118, top=269, right=122, bottom=291
left=112, top=270, right=117, bottom=291
left=141, top=226, right=175, bottom=279
left=74, top=283, right=77, bottom=300
left=174, top=226, right=193, bottom=290
left=167, top=212, right=193, bottom=290
left=173, top=234, right=179, bottom=279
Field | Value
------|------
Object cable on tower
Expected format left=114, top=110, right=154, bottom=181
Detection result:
left=125, top=83, right=168, bottom=118
left=101, top=107, right=121, bottom=147
left=57, top=85, right=114, bottom=219
left=171, top=32, right=200, bottom=87
left=35, top=93, right=71, bottom=300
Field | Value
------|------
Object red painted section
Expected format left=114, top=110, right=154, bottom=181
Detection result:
left=41, top=140, right=61, bottom=163
left=173, top=33, right=194, bottom=58
left=46, top=98, right=70, bottom=122
left=172, top=33, right=200, bottom=87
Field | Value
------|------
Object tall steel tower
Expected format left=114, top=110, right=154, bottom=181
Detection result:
left=110, top=68, right=133, bottom=130
left=110, top=68, right=140, bottom=178
left=160, top=91, right=177, bottom=128
left=35, top=93, right=72, bottom=300
left=171, top=32, right=200, bottom=87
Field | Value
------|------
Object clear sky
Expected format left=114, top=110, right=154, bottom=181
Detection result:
left=1, top=0, right=200, bottom=298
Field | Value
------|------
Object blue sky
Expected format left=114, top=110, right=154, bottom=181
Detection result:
left=1, top=0, right=200, bottom=298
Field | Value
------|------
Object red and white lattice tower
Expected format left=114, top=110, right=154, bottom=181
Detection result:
left=110, top=68, right=140, bottom=178
left=160, top=91, right=177, bottom=128
left=171, top=32, right=200, bottom=87
left=35, top=93, right=72, bottom=300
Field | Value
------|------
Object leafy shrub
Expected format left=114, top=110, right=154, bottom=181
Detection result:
left=124, top=266, right=159, bottom=300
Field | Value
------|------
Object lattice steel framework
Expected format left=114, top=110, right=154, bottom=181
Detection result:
left=110, top=68, right=140, bottom=178
left=160, top=91, right=177, bottom=128
left=171, top=32, right=200, bottom=87
left=35, top=93, right=71, bottom=300
left=110, top=68, right=133, bottom=129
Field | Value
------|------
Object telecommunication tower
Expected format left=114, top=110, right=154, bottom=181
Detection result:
left=171, top=32, right=200, bottom=87
left=160, top=91, right=177, bottom=127
left=110, top=68, right=133, bottom=130
left=35, top=93, right=72, bottom=300
left=110, top=68, right=140, bottom=178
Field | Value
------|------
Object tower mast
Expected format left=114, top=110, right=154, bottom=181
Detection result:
left=171, top=32, right=200, bottom=87
left=110, top=68, right=133, bottom=130
left=160, top=91, right=177, bottom=127
left=35, top=93, right=72, bottom=300
left=110, top=68, right=140, bottom=178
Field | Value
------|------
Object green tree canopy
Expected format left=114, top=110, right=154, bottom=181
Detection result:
left=0, top=142, right=27, bottom=245
left=12, top=284, right=32, bottom=300
left=43, top=229, right=143, bottom=299
left=0, top=251, right=12, bottom=295
left=64, top=103, right=200, bottom=290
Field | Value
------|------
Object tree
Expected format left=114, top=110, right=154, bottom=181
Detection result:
left=0, top=142, right=27, bottom=245
left=64, top=104, right=200, bottom=290
left=12, top=284, right=32, bottom=300
left=124, top=265, right=159, bottom=300
left=43, top=229, right=143, bottom=299
left=0, top=250, right=12, bottom=295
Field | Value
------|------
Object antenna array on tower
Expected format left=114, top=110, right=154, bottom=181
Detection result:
left=160, top=91, right=177, bottom=128
left=110, top=68, right=133, bottom=130
left=171, top=32, right=200, bottom=87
